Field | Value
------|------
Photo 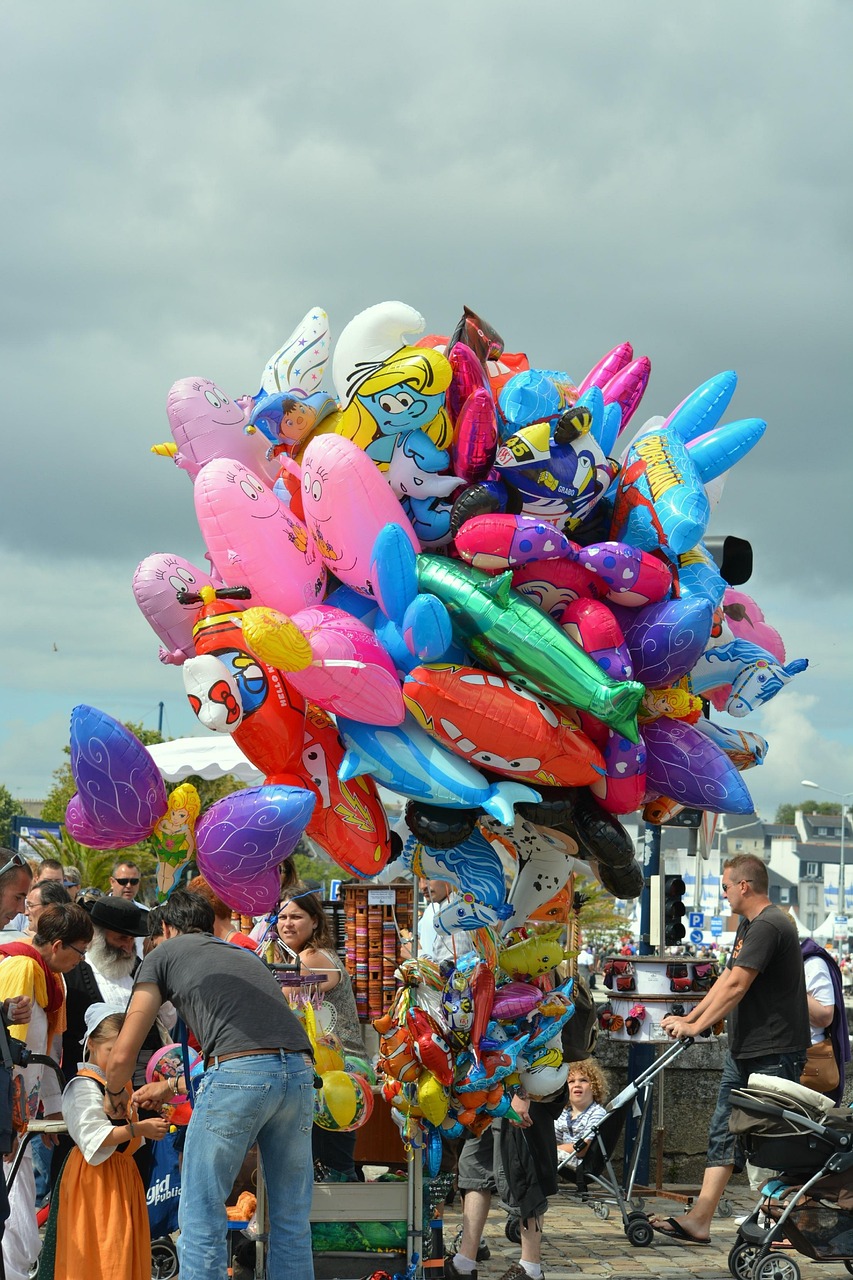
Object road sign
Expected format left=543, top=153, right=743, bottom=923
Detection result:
left=710, top=916, right=723, bottom=936
left=834, top=915, right=849, bottom=940
left=689, top=929, right=704, bottom=944
left=689, top=912, right=704, bottom=929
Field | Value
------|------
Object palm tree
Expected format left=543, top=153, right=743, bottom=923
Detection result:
left=21, top=830, right=118, bottom=893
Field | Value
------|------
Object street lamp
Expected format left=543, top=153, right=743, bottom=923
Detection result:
left=801, top=779, right=852, bottom=940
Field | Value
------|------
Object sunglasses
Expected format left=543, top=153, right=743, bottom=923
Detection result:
left=113, top=877, right=140, bottom=887
left=0, top=851, right=28, bottom=877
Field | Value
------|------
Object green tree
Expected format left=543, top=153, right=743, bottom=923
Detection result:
left=0, top=785, right=26, bottom=847
left=575, top=877, right=634, bottom=953
left=775, top=800, right=841, bottom=824
left=19, top=829, right=115, bottom=891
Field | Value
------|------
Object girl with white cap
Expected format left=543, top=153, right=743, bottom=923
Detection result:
left=36, top=1004, right=169, bottom=1280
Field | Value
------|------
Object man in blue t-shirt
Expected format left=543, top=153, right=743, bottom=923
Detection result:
left=650, top=854, right=809, bottom=1246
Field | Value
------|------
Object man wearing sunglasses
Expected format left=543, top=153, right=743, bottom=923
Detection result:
left=108, top=861, right=143, bottom=903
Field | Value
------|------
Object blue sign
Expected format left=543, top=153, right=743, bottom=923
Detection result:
left=689, top=929, right=704, bottom=944
left=689, top=912, right=704, bottom=929
left=710, top=916, right=723, bottom=936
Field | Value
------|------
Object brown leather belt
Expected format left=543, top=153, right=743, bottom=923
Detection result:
left=204, top=1048, right=283, bottom=1069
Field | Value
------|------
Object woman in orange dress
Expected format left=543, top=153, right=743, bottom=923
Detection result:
left=37, top=1005, right=169, bottom=1280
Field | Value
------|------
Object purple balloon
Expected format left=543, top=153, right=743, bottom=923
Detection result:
left=65, top=794, right=131, bottom=849
left=195, top=785, right=316, bottom=915
left=612, top=597, right=713, bottom=687
left=642, top=719, right=753, bottom=814
left=66, top=705, right=167, bottom=844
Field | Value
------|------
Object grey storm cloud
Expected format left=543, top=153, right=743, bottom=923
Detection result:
left=1, top=0, right=851, bottom=803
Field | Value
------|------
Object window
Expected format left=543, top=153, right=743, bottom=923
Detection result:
left=807, top=913, right=818, bottom=931
left=806, top=862, right=820, bottom=878
left=807, top=886, right=818, bottom=906
left=779, top=888, right=790, bottom=904
left=734, top=841, right=744, bottom=851
left=817, top=827, right=829, bottom=837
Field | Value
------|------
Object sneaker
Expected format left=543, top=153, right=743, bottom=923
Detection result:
left=443, top=1258, right=477, bottom=1280
left=451, top=1228, right=490, bottom=1262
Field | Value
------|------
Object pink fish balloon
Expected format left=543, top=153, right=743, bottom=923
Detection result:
left=133, top=553, right=221, bottom=666
left=299, top=434, right=419, bottom=595
left=163, top=377, right=278, bottom=483
left=194, top=460, right=327, bottom=615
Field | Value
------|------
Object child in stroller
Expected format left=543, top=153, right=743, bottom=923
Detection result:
left=556, top=1060, right=608, bottom=1177
left=727, top=1072, right=853, bottom=1280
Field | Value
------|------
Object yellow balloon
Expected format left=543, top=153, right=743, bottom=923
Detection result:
left=417, top=1071, right=449, bottom=1127
left=321, top=1070, right=358, bottom=1128
left=242, top=607, right=313, bottom=671
left=314, top=1041, right=345, bottom=1075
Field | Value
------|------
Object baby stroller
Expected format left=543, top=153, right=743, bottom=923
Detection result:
left=727, top=1073, right=853, bottom=1280
left=560, top=1036, right=695, bottom=1247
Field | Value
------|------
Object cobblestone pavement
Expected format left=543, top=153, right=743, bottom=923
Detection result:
left=438, top=1184, right=834, bottom=1280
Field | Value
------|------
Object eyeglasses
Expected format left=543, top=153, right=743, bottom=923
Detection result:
left=0, top=851, right=28, bottom=877
left=113, top=878, right=140, bottom=887
left=65, top=942, right=88, bottom=959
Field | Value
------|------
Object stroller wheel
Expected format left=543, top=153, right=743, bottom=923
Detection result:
left=505, top=1215, right=521, bottom=1244
left=717, top=1197, right=734, bottom=1218
left=150, top=1237, right=179, bottom=1279
left=753, top=1255, right=801, bottom=1280
left=626, top=1218, right=654, bottom=1248
left=728, top=1239, right=759, bottom=1280
left=592, top=1201, right=610, bottom=1220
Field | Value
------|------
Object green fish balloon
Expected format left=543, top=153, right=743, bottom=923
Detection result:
left=415, top=554, right=645, bottom=744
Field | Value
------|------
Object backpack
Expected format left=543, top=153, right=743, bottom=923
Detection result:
left=562, top=974, right=598, bottom=1062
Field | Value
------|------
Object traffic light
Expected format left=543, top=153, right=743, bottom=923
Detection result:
left=664, top=875, right=687, bottom=946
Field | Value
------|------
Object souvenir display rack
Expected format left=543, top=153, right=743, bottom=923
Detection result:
left=340, top=881, right=414, bottom=1022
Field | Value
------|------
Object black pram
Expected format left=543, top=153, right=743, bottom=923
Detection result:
left=727, top=1073, right=853, bottom=1280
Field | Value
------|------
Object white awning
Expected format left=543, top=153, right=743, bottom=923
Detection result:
left=147, top=736, right=264, bottom=784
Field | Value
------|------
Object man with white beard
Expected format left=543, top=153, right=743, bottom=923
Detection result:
left=61, top=898, right=174, bottom=1086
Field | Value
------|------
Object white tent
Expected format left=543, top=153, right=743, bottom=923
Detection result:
left=147, top=736, right=263, bottom=784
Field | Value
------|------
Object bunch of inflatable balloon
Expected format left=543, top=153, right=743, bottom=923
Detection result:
left=375, top=936, right=579, bottom=1160
left=73, top=298, right=807, bottom=918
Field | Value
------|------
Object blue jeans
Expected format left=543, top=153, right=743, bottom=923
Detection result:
left=707, top=1048, right=806, bottom=1169
left=177, top=1051, right=315, bottom=1280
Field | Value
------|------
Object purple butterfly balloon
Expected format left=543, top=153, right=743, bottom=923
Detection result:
left=195, top=785, right=316, bottom=915
left=643, top=718, right=752, bottom=814
left=65, top=705, right=167, bottom=846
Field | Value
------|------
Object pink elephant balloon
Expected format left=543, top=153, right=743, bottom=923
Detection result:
left=299, top=434, right=419, bottom=595
left=194, top=460, right=327, bottom=616
left=163, top=377, right=278, bottom=483
left=132, top=553, right=221, bottom=666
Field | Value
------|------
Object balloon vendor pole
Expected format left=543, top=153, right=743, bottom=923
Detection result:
left=624, top=823, right=660, bottom=1188
left=407, top=875, right=424, bottom=1276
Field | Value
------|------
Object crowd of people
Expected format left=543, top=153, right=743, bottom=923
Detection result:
left=0, top=847, right=849, bottom=1280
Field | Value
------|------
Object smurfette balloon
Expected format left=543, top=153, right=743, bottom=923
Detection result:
left=300, top=434, right=420, bottom=593
left=194, top=459, right=326, bottom=616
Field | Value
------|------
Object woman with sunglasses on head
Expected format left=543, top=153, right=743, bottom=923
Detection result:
left=0, top=903, right=93, bottom=1280
left=271, top=886, right=366, bottom=1181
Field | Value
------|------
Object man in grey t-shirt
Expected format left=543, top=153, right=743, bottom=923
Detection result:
left=105, top=891, right=315, bottom=1280
left=650, top=854, right=808, bottom=1247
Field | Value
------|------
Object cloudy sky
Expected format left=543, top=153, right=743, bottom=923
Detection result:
left=1, top=1, right=851, bottom=822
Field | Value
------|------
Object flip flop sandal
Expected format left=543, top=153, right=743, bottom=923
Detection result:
left=651, top=1216, right=711, bottom=1245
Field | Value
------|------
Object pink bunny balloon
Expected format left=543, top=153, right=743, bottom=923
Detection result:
left=163, top=377, right=278, bottom=484
left=299, top=434, right=419, bottom=596
left=133, top=553, right=221, bottom=665
left=194, top=460, right=327, bottom=616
